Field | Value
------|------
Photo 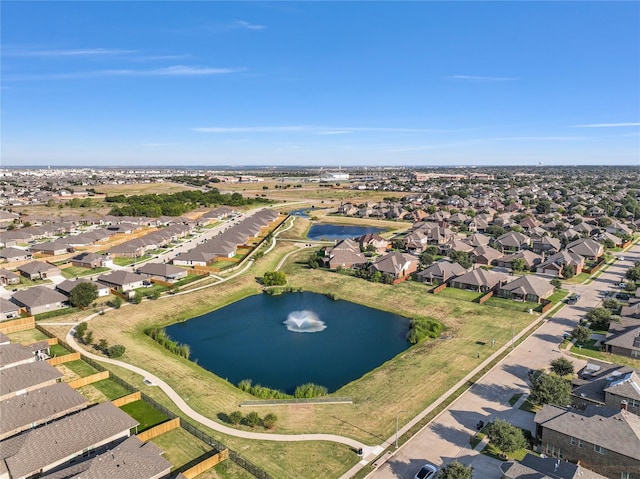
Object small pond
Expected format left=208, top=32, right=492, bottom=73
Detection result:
left=307, top=223, right=384, bottom=241
left=166, top=292, right=411, bottom=394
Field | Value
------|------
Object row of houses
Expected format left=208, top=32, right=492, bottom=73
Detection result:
left=0, top=334, right=175, bottom=479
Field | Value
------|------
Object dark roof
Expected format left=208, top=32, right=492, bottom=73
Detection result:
left=0, top=361, right=63, bottom=397
left=11, top=286, right=68, bottom=308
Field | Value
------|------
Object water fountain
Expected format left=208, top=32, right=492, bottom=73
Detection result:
left=284, top=310, right=327, bottom=333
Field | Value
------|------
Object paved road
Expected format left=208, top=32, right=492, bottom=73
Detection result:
left=366, top=243, right=638, bottom=479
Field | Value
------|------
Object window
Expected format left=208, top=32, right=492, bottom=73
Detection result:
left=570, top=437, right=576, bottom=445
left=620, top=473, right=632, bottom=479
left=578, top=439, right=583, bottom=448
left=594, top=445, right=606, bottom=454
left=629, top=399, right=640, bottom=407
left=546, top=444, right=563, bottom=458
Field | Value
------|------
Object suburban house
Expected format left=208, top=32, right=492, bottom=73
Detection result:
left=0, top=360, right=63, bottom=401
left=70, top=251, right=110, bottom=269
left=97, top=270, right=146, bottom=292
left=11, top=286, right=69, bottom=315
left=107, top=241, right=146, bottom=258
left=471, top=244, right=504, bottom=266
left=604, top=316, right=640, bottom=359
left=323, top=239, right=366, bottom=270
left=496, top=275, right=555, bottom=303
left=197, top=237, right=238, bottom=258
left=172, top=250, right=217, bottom=267
left=16, top=261, right=61, bottom=280
left=464, top=233, right=491, bottom=247
left=354, top=233, right=388, bottom=253
left=0, top=247, right=32, bottom=263
left=572, top=361, right=640, bottom=417
left=531, top=236, right=562, bottom=256
left=366, top=252, right=419, bottom=281
left=449, top=268, right=509, bottom=293
left=28, top=239, right=72, bottom=256
left=493, top=231, right=532, bottom=253
left=501, top=453, right=607, bottom=479
left=599, top=231, right=623, bottom=247
left=136, top=262, right=188, bottom=283
left=493, top=250, right=543, bottom=271
left=534, top=404, right=640, bottom=479
left=0, top=268, right=20, bottom=286
left=0, top=298, right=21, bottom=321
left=56, top=278, right=111, bottom=298
left=416, top=260, right=466, bottom=285
left=566, top=238, right=604, bottom=260
left=536, top=251, right=585, bottom=277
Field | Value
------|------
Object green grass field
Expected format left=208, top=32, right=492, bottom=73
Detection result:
left=120, top=400, right=169, bottom=432
left=61, top=266, right=110, bottom=278
left=63, top=359, right=99, bottom=377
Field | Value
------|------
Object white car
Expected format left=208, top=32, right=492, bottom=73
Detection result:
left=414, top=463, right=439, bottom=479
left=618, top=256, right=625, bottom=261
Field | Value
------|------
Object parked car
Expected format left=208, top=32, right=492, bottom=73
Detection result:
left=414, top=463, right=439, bottom=479
left=566, top=294, right=580, bottom=305
left=618, top=256, right=625, bottom=261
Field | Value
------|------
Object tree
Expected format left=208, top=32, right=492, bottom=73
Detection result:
left=74, top=322, right=88, bottom=339
left=419, top=252, right=434, bottom=267
left=511, top=258, right=527, bottom=273
left=550, top=357, right=574, bottom=377
left=70, top=282, right=98, bottom=309
left=83, top=330, right=93, bottom=345
left=530, top=373, right=571, bottom=407
left=391, top=239, right=405, bottom=250
left=263, top=271, right=287, bottom=287
left=625, top=262, right=640, bottom=282
left=550, top=278, right=562, bottom=289
left=585, top=307, right=611, bottom=328
left=132, top=291, right=143, bottom=304
left=98, top=338, right=109, bottom=352
left=108, top=344, right=126, bottom=358
left=244, top=411, right=261, bottom=428
left=572, top=325, right=591, bottom=344
left=111, top=296, right=123, bottom=309
left=561, top=264, right=575, bottom=279
left=262, top=412, right=278, bottom=430
left=602, top=298, right=620, bottom=311
left=486, top=419, right=528, bottom=455
left=229, top=411, right=243, bottom=425
left=449, top=251, right=473, bottom=269
left=439, top=461, right=474, bottom=479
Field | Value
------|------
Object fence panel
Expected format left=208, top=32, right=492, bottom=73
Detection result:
left=182, top=450, right=229, bottom=479
left=136, top=417, right=180, bottom=441
left=111, top=391, right=141, bottom=407
left=46, top=352, right=81, bottom=366
left=0, top=316, right=35, bottom=334
left=67, top=371, right=109, bottom=389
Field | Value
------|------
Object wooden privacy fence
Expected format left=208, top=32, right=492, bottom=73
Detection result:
left=46, top=352, right=80, bottom=366
left=136, top=417, right=180, bottom=441
left=182, top=450, right=230, bottom=479
left=431, top=283, right=447, bottom=295
left=67, top=371, right=109, bottom=389
left=111, top=392, right=141, bottom=407
left=478, top=291, right=494, bottom=304
left=0, top=316, right=35, bottom=334
left=46, top=337, right=59, bottom=345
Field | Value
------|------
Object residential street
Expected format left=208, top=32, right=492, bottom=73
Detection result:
left=365, top=243, right=638, bottom=479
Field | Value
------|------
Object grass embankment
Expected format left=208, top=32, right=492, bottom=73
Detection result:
left=40, top=227, right=537, bottom=478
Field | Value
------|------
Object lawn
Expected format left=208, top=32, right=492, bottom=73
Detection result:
left=113, top=256, right=151, bottom=266
left=62, top=359, right=99, bottom=377
left=571, top=340, right=604, bottom=359
left=436, top=287, right=484, bottom=302
left=119, top=400, right=169, bottom=432
left=49, top=343, right=71, bottom=356
left=6, top=328, right=49, bottom=344
left=43, top=221, right=540, bottom=479
left=150, top=428, right=214, bottom=471
left=61, top=266, right=110, bottom=278
left=92, top=378, right=132, bottom=399
left=483, top=297, right=540, bottom=313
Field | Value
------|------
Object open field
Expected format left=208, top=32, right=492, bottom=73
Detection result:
left=93, top=182, right=198, bottom=196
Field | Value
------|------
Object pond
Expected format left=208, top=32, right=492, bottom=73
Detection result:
left=307, top=223, right=384, bottom=241
left=166, top=292, right=411, bottom=394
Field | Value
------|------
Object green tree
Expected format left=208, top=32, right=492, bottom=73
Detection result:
left=111, top=296, right=123, bottom=309
left=625, top=262, right=640, bottom=281
left=439, top=461, right=474, bottom=479
left=262, top=413, right=278, bottom=430
left=419, top=252, right=434, bottom=267
left=550, top=278, right=562, bottom=289
left=602, top=298, right=620, bottom=311
left=98, top=338, right=109, bottom=352
left=549, top=357, right=574, bottom=377
left=244, top=411, right=261, bottom=428
left=83, top=330, right=93, bottom=345
left=530, top=373, right=571, bottom=407
left=561, top=264, right=575, bottom=279
left=132, top=291, right=143, bottom=304
left=108, top=344, right=126, bottom=358
left=70, top=282, right=98, bottom=309
left=585, top=307, right=611, bottom=329
left=74, top=322, right=88, bottom=339
left=229, top=411, right=243, bottom=425
left=449, top=250, right=473, bottom=269
left=572, top=325, right=591, bottom=344
left=486, top=419, right=528, bottom=455
left=511, top=258, right=527, bottom=273
left=263, top=271, right=287, bottom=287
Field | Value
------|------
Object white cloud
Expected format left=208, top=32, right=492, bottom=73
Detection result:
left=234, top=20, right=267, bottom=30
left=573, top=122, right=640, bottom=128
left=450, top=75, right=519, bottom=82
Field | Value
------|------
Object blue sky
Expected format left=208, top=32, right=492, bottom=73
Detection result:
left=2, top=1, right=639, bottom=167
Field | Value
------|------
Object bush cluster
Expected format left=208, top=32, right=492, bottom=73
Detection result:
left=145, top=327, right=190, bottom=359
left=407, top=317, right=444, bottom=344
left=228, top=410, right=278, bottom=429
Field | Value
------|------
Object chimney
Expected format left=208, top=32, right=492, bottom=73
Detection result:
left=621, top=400, right=628, bottom=411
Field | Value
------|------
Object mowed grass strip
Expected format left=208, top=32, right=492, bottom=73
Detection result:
left=7, top=328, right=49, bottom=344
left=120, top=400, right=168, bottom=432
left=150, top=427, right=213, bottom=471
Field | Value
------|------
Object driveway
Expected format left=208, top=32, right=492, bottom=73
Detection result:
left=365, top=242, right=639, bottom=479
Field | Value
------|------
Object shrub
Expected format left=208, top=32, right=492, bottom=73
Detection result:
left=244, top=411, right=261, bottom=428
left=144, top=327, right=191, bottom=359
left=530, top=373, right=571, bottom=407
left=407, top=317, right=443, bottom=344
left=294, top=383, right=328, bottom=398
left=229, top=411, right=243, bottom=425
left=262, top=413, right=278, bottom=430
left=486, top=419, right=528, bottom=455
left=75, top=322, right=88, bottom=339
left=108, top=344, right=126, bottom=358
left=237, top=379, right=290, bottom=399
left=549, top=357, right=574, bottom=377
left=439, top=461, right=474, bottom=479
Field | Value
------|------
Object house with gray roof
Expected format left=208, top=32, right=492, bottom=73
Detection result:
left=471, top=244, right=504, bottom=266
left=494, top=231, right=532, bottom=253
left=172, top=250, right=217, bottom=267
left=449, top=268, right=509, bottom=293
left=0, top=382, right=88, bottom=441
left=367, top=252, right=419, bottom=281
left=136, top=262, right=188, bottom=282
left=572, top=361, right=640, bottom=416
left=0, top=268, right=20, bottom=286
left=536, top=251, right=584, bottom=278
left=97, top=270, right=146, bottom=292
left=16, top=260, right=61, bottom=280
left=56, top=278, right=111, bottom=298
left=501, top=453, right=607, bottom=479
left=11, top=286, right=69, bottom=316
left=37, top=435, right=172, bottom=479
left=534, top=404, right=640, bottom=479
left=531, top=236, right=562, bottom=256
left=0, top=360, right=63, bottom=401
left=416, top=260, right=467, bottom=285
left=0, top=247, right=32, bottom=263
left=70, top=251, right=109, bottom=269
left=28, top=239, right=72, bottom=256
left=0, top=343, right=39, bottom=370
left=604, top=316, right=640, bottom=359
left=566, top=237, right=604, bottom=260
left=497, top=275, right=555, bottom=304
left=494, top=250, right=543, bottom=271
left=0, top=401, right=138, bottom=479
left=0, top=298, right=21, bottom=321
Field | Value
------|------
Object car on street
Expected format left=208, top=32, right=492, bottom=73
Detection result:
left=618, top=256, right=625, bottom=261
left=414, top=463, right=438, bottom=479
left=566, top=294, right=580, bottom=304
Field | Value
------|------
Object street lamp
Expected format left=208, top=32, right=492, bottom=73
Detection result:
left=396, top=411, right=406, bottom=448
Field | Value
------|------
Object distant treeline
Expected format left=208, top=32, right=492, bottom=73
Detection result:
left=105, top=189, right=270, bottom=217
